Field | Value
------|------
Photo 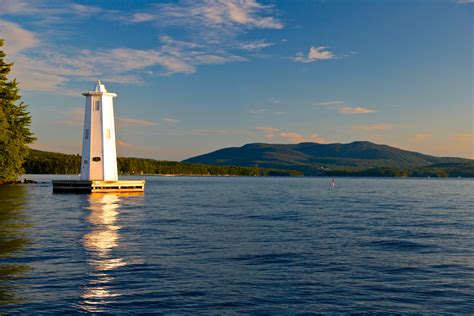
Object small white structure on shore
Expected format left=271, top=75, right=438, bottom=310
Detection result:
left=80, top=81, right=118, bottom=181
left=52, top=81, right=145, bottom=193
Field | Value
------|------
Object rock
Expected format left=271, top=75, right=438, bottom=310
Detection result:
left=0, top=179, right=37, bottom=185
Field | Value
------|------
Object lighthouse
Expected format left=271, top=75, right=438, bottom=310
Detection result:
left=52, top=81, right=145, bottom=193
left=80, top=81, right=118, bottom=181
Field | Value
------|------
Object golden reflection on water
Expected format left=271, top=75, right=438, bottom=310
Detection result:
left=80, top=193, right=141, bottom=312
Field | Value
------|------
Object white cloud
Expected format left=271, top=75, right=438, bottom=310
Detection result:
left=0, top=0, right=118, bottom=24
left=316, top=101, right=344, bottom=107
left=7, top=33, right=245, bottom=93
left=122, top=0, right=282, bottom=45
left=339, top=106, right=377, bottom=114
left=0, top=20, right=39, bottom=55
left=69, top=3, right=110, bottom=17
left=127, top=13, right=155, bottom=23
left=163, top=117, right=180, bottom=124
left=279, top=131, right=304, bottom=143
left=256, top=127, right=279, bottom=138
left=225, top=0, right=282, bottom=29
left=0, top=20, right=71, bottom=93
left=0, top=0, right=33, bottom=15
left=257, top=127, right=329, bottom=143
left=316, top=101, right=378, bottom=115
left=140, top=0, right=283, bottom=29
left=0, top=1, right=278, bottom=93
left=116, top=139, right=133, bottom=148
left=351, top=123, right=394, bottom=131
left=239, top=40, right=273, bottom=50
left=307, top=134, right=329, bottom=143
left=279, top=131, right=329, bottom=143
left=294, top=46, right=335, bottom=63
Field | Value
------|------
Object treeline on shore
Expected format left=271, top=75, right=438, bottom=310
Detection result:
left=324, top=164, right=474, bottom=178
left=24, top=150, right=303, bottom=176
left=23, top=149, right=473, bottom=178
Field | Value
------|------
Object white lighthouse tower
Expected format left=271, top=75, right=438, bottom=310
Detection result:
left=52, top=81, right=145, bottom=193
left=80, top=81, right=118, bottom=181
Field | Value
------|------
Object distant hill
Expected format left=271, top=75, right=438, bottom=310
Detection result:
left=183, top=141, right=474, bottom=177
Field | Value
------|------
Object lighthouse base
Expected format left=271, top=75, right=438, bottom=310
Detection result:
left=52, top=180, right=145, bottom=193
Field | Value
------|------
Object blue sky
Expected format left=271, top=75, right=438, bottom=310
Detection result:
left=0, top=0, right=472, bottom=160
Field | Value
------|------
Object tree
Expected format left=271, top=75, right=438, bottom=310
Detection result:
left=0, top=39, right=35, bottom=181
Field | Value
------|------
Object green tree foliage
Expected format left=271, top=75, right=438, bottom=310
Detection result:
left=25, top=150, right=81, bottom=175
left=23, top=149, right=474, bottom=178
left=0, top=39, right=35, bottom=181
left=24, top=149, right=304, bottom=177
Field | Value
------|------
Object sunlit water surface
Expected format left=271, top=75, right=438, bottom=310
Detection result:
left=0, top=176, right=473, bottom=313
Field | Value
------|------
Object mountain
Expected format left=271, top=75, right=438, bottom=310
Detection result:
left=183, top=141, right=473, bottom=176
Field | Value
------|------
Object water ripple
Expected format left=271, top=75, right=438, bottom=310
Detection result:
left=0, top=176, right=473, bottom=314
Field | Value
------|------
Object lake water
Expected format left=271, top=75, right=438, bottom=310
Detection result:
left=0, top=176, right=473, bottom=314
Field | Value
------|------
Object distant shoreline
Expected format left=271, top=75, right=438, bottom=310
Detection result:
left=19, top=173, right=472, bottom=179
left=131, top=174, right=470, bottom=178
left=23, top=148, right=474, bottom=178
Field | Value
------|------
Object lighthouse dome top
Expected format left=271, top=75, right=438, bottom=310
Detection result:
left=95, top=80, right=107, bottom=92
left=82, top=80, right=117, bottom=97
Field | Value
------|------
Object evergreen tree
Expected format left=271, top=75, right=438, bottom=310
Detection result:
left=0, top=39, right=35, bottom=181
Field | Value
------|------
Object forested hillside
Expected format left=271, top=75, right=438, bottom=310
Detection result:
left=185, top=141, right=473, bottom=177
left=23, top=147, right=474, bottom=178
left=24, top=149, right=303, bottom=176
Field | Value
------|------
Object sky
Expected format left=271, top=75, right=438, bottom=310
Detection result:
left=0, top=0, right=472, bottom=160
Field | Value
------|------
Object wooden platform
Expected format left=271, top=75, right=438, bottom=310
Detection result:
left=52, top=180, right=145, bottom=193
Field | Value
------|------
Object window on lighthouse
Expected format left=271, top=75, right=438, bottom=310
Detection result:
left=94, top=100, right=101, bottom=111
left=105, top=129, right=111, bottom=139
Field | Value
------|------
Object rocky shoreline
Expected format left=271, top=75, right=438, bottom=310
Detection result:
left=0, top=179, right=38, bottom=185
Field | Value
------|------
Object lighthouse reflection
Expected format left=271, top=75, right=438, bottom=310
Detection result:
left=80, top=194, right=128, bottom=312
